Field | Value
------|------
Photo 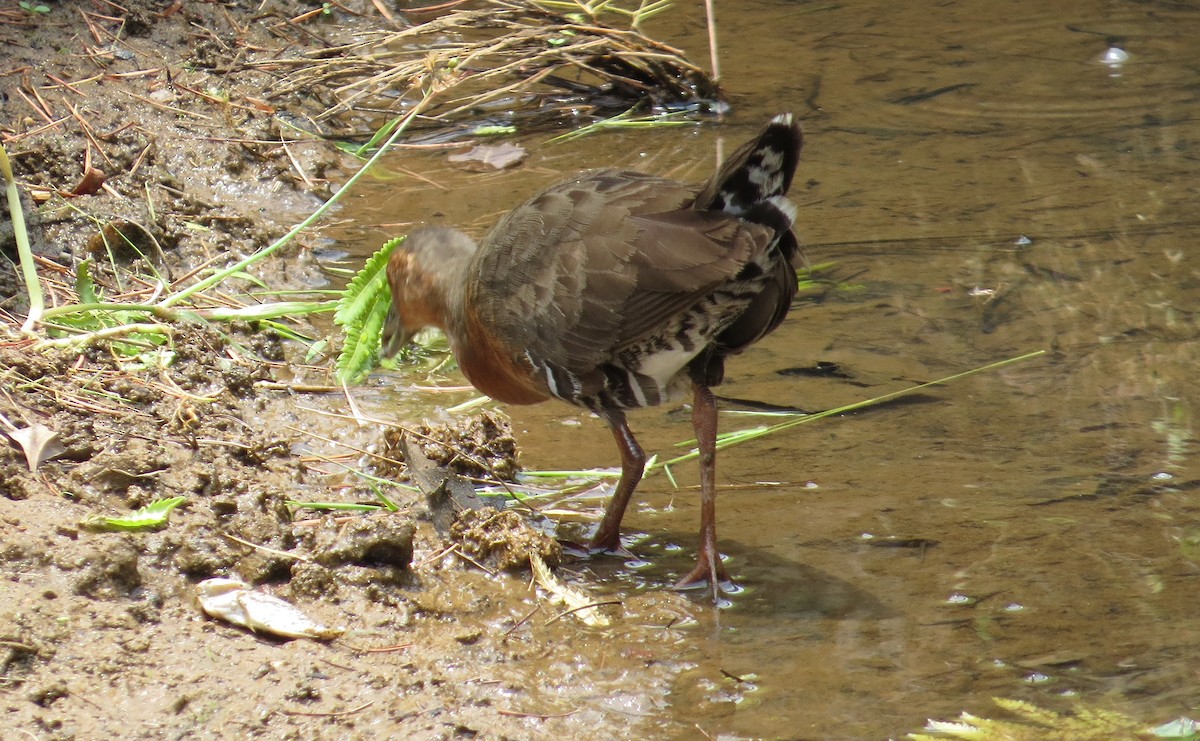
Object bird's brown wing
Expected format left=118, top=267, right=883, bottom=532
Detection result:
left=471, top=170, right=775, bottom=373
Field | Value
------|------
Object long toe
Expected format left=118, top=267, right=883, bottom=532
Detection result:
left=673, top=557, right=735, bottom=595
left=585, top=530, right=631, bottom=556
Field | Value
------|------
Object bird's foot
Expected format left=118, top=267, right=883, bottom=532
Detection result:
left=673, top=556, right=737, bottom=599
left=558, top=533, right=634, bottom=559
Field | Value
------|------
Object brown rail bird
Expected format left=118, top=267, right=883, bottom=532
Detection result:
left=383, top=113, right=803, bottom=595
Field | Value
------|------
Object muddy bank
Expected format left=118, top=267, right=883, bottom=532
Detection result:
left=1, top=3, right=708, bottom=738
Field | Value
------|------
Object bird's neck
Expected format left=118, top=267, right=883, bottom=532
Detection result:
left=412, top=230, right=476, bottom=341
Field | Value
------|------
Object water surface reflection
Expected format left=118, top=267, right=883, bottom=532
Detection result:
left=344, top=1, right=1200, bottom=736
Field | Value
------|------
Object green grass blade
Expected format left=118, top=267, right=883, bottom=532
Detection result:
left=285, top=501, right=385, bottom=513
left=0, top=142, right=43, bottom=332
left=656, top=350, right=1047, bottom=470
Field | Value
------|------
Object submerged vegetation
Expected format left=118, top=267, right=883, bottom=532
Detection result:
left=908, top=698, right=1198, bottom=741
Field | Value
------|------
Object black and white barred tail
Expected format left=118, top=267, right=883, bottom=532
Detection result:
left=694, top=113, right=802, bottom=217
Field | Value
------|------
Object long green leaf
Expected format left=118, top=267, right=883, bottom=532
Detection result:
left=657, top=350, right=1047, bottom=470
left=0, top=142, right=43, bottom=332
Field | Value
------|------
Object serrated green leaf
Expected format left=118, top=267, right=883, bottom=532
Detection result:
left=336, top=236, right=404, bottom=328
left=335, top=236, right=405, bottom=384
left=81, top=496, right=187, bottom=532
left=337, top=293, right=391, bottom=383
left=75, top=259, right=98, bottom=305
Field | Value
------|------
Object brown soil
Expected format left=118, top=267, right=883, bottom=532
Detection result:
left=1, top=4, right=690, bottom=738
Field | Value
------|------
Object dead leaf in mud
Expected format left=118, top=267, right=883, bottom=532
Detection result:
left=197, top=577, right=343, bottom=641
left=1, top=421, right=64, bottom=471
left=69, top=166, right=107, bottom=196
left=530, top=553, right=610, bottom=627
left=398, top=434, right=499, bottom=535
left=448, top=142, right=526, bottom=170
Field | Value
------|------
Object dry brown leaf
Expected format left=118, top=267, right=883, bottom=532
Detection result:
left=70, top=166, right=107, bottom=196
left=4, top=422, right=64, bottom=472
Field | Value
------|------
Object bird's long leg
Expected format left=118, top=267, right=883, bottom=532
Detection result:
left=675, top=382, right=732, bottom=596
left=589, top=410, right=645, bottom=553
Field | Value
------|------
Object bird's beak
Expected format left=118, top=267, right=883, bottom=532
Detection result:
left=380, top=304, right=412, bottom=359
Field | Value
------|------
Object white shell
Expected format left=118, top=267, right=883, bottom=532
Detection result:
left=197, top=577, right=342, bottom=640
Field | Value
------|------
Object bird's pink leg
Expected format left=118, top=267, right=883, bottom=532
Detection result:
left=675, top=382, right=732, bottom=597
left=589, top=411, right=645, bottom=553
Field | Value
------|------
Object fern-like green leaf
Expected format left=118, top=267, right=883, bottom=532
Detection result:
left=335, top=236, right=405, bottom=384
left=81, top=496, right=187, bottom=531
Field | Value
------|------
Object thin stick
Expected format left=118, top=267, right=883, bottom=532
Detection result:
left=703, top=0, right=720, bottom=83
left=221, top=531, right=313, bottom=563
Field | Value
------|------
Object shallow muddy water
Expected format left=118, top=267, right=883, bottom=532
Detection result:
left=340, top=1, right=1200, bottom=737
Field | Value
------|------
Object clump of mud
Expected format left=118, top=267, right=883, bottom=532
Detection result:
left=288, top=513, right=415, bottom=600
left=450, top=508, right=562, bottom=571
left=381, top=410, right=521, bottom=481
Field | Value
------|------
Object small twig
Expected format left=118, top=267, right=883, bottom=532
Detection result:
left=119, top=90, right=212, bottom=120
left=346, top=642, right=413, bottom=654
left=280, top=140, right=314, bottom=188
left=281, top=701, right=374, bottom=718
left=43, top=73, right=87, bottom=96
left=501, top=604, right=542, bottom=640
left=454, top=549, right=496, bottom=576
left=1, top=115, right=69, bottom=143
left=13, top=87, right=53, bottom=122
left=413, top=542, right=460, bottom=570
left=256, top=381, right=342, bottom=393
left=544, top=599, right=622, bottom=625
left=703, top=0, right=720, bottom=83
left=220, top=531, right=312, bottom=563
left=128, top=142, right=154, bottom=179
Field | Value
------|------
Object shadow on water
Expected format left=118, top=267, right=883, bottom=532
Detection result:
left=334, top=0, right=1200, bottom=737
left=593, top=534, right=899, bottom=621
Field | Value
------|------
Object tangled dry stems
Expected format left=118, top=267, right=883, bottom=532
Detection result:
left=246, top=0, right=718, bottom=131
